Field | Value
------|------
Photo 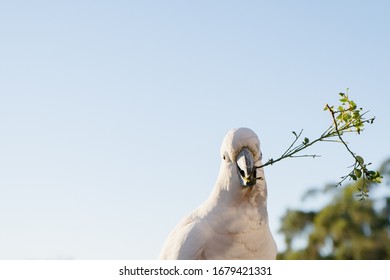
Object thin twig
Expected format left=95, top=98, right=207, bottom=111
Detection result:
left=326, top=104, right=357, bottom=159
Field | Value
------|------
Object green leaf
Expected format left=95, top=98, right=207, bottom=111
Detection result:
left=356, top=155, right=364, bottom=165
left=354, top=169, right=362, bottom=178
left=349, top=101, right=357, bottom=110
left=340, top=97, right=348, bottom=103
left=343, top=113, right=351, bottom=122
left=373, top=176, right=383, bottom=183
left=368, top=170, right=376, bottom=177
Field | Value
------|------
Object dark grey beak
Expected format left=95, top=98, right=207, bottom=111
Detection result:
left=236, top=147, right=257, bottom=187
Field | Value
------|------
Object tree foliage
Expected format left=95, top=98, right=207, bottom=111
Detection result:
left=278, top=159, right=390, bottom=260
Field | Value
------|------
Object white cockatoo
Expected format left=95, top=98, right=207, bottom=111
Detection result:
left=159, top=127, right=277, bottom=260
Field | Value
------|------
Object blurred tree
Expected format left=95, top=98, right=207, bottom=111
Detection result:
left=278, top=159, right=390, bottom=260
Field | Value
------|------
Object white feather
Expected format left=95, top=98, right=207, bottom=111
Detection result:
left=159, top=127, right=277, bottom=260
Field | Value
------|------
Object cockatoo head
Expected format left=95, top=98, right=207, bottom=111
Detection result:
left=220, top=127, right=262, bottom=188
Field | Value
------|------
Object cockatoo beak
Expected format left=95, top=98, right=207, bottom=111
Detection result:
left=236, top=147, right=257, bottom=188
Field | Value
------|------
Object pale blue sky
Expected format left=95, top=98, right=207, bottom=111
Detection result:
left=1, top=1, right=389, bottom=259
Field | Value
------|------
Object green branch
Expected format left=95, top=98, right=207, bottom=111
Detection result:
left=256, top=90, right=382, bottom=200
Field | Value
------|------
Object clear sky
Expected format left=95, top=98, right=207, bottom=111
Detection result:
left=1, top=0, right=389, bottom=259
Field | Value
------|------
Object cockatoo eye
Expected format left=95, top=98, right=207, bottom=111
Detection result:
left=222, top=153, right=231, bottom=162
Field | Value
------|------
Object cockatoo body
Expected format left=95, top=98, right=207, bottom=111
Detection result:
left=159, top=127, right=277, bottom=260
